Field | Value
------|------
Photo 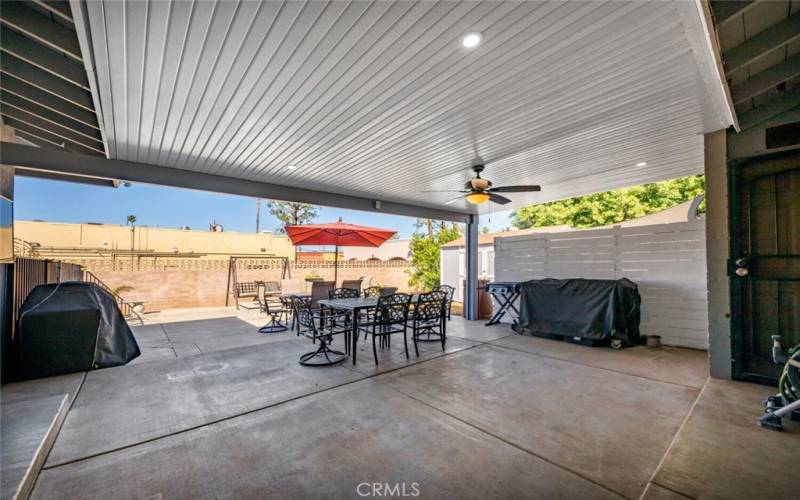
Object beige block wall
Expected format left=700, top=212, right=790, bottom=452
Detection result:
left=15, top=220, right=294, bottom=258
left=93, top=263, right=415, bottom=311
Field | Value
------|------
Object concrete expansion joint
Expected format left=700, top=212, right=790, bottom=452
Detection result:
left=638, top=378, right=710, bottom=500
left=39, top=371, right=369, bottom=471
left=38, top=338, right=484, bottom=472
left=35, top=371, right=89, bottom=485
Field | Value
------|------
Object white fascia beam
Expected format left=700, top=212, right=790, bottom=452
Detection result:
left=676, top=0, right=740, bottom=132
left=0, top=143, right=471, bottom=222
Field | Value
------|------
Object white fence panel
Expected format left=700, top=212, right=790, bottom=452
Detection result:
left=494, top=220, right=708, bottom=349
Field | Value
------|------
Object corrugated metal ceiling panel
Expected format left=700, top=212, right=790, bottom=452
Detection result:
left=82, top=0, right=733, bottom=214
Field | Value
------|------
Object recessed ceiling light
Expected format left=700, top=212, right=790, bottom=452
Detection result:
left=286, top=164, right=298, bottom=170
left=636, top=162, right=647, bottom=167
left=461, top=32, right=482, bottom=48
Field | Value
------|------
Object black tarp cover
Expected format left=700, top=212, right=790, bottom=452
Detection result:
left=19, top=282, right=140, bottom=369
left=515, top=278, right=641, bottom=345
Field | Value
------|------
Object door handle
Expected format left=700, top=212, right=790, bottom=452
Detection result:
left=734, top=256, right=750, bottom=277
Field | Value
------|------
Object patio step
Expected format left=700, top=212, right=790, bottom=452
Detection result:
left=1, top=393, right=69, bottom=500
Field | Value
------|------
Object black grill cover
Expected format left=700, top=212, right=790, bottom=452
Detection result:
left=18, top=282, right=140, bottom=380
left=515, top=278, right=641, bottom=346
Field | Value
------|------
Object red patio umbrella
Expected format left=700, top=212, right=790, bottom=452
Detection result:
left=285, top=219, right=397, bottom=283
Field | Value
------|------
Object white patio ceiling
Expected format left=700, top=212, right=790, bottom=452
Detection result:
left=78, top=0, right=734, bottom=215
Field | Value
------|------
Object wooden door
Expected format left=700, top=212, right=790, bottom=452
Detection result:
left=731, top=150, right=800, bottom=383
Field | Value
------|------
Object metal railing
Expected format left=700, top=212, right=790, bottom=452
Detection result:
left=13, top=237, right=40, bottom=258
left=11, top=257, right=85, bottom=341
left=82, top=270, right=142, bottom=323
left=12, top=257, right=142, bottom=329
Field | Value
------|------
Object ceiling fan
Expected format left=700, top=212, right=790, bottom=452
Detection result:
left=432, top=162, right=541, bottom=206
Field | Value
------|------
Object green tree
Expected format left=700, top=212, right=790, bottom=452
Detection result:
left=408, top=220, right=462, bottom=291
left=511, top=175, right=705, bottom=229
left=267, top=201, right=319, bottom=260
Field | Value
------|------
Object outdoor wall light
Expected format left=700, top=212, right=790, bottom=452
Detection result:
left=465, top=191, right=490, bottom=204
left=461, top=32, right=482, bottom=48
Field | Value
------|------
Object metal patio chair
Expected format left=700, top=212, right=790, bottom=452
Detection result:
left=302, top=280, right=335, bottom=334
left=341, top=279, right=362, bottom=291
left=328, top=287, right=361, bottom=328
left=363, top=286, right=382, bottom=298
left=361, top=286, right=399, bottom=339
left=410, top=290, right=448, bottom=355
left=292, top=295, right=350, bottom=366
left=256, top=283, right=289, bottom=334
left=359, top=293, right=412, bottom=365
left=310, top=280, right=335, bottom=309
left=435, top=284, right=455, bottom=321
left=329, top=287, right=361, bottom=300
left=262, top=280, right=281, bottom=297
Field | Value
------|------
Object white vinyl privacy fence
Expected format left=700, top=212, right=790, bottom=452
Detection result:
left=494, top=219, right=708, bottom=349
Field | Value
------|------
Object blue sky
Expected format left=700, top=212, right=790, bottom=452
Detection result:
left=14, top=177, right=514, bottom=238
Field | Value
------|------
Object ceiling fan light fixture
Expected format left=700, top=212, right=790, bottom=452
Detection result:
left=465, top=191, right=490, bottom=204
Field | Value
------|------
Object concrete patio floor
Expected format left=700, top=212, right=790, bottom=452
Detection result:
left=11, top=310, right=798, bottom=499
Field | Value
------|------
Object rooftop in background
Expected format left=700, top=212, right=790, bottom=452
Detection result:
left=296, top=251, right=344, bottom=263
left=342, top=239, right=412, bottom=261
left=442, top=225, right=572, bottom=248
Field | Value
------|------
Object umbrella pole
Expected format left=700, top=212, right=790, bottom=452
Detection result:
left=334, top=244, right=339, bottom=285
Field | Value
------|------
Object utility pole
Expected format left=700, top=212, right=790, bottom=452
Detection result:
left=255, top=199, right=261, bottom=233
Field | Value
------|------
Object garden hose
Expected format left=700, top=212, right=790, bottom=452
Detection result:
left=778, top=344, right=800, bottom=402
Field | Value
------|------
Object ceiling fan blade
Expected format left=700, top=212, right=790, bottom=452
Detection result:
left=489, top=193, right=512, bottom=205
left=490, top=185, right=541, bottom=193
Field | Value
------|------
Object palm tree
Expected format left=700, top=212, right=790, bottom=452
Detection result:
left=126, top=215, right=136, bottom=268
